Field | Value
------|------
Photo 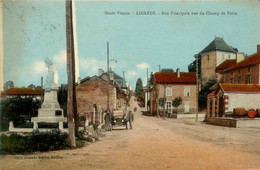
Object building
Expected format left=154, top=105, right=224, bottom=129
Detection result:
left=222, top=51, right=260, bottom=84
left=76, top=75, right=127, bottom=122
left=150, top=69, right=197, bottom=116
left=99, top=69, right=127, bottom=90
left=200, top=37, right=244, bottom=85
left=207, top=83, right=260, bottom=119
left=1, top=88, right=43, bottom=100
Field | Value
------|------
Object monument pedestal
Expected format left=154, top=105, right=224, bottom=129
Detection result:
left=31, top=84, right=67, bottom=130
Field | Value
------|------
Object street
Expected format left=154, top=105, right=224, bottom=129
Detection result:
left=1, top=96, right=260, bottom=170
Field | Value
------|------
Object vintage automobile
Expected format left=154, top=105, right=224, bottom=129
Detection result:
left=111, top=110, right=133, bottom=129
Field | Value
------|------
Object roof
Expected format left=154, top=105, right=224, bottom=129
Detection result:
left=154, top=72, right=196, bottom=84
left=160, top=68, right=174, bottom=73
left=208, top=90, right=217, bottom=96
left=201, top=37, right=237, bottom=54
left=225, top=52, right=260, bottom=71
left=103, top=71, right=124, bottom=80
left=219, top=84, right=260, bottom=93
left=216, top=59, right=237, bottom=71
left=3, top=88, right=43, bottom=96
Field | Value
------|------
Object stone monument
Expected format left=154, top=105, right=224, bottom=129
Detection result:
left=31, top=58, right=67, bottom=130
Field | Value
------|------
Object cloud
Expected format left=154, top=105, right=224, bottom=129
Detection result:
left=126, top=70, right=137, bottom=78
left=33, top=61, right=47, bottom=74
left=53, top=50, right=66, bottom=68
left=136, top=62, right=150, bottom=69
left=79, top=58, right=106, bottom=76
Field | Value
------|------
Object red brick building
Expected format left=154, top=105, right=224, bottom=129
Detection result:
left=76, top=76, right=127, bottom=122
left=222, top=52, right=260, bottom=84
left=150, top=71, right=197, bottom=116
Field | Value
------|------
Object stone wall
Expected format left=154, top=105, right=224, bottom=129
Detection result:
left=224, top=64, right=259, bottom=84
left=76, top=77, right=116, bottom=121
left=201, top=51, right=217, bottom=85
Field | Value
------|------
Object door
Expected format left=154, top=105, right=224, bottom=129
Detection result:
left=184, top=102, right=190, bottom=113
left=166, top=101, right=172, bottom=114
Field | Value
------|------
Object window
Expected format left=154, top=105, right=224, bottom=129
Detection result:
left=166, top=86, right=172, bottom=97
left=207, top=55, right=209, bottom=61
left=237, top=76, right=242, bottom=84
left=231, top=71, right=233, bottom=76
left=238, top=69, right=241, bottom=74
left=248, top=67, right=251, bottom=72
left=184, top=87, right=191, bottom=97
left=246, top=75, right=252, bottom=84
left=228, top=54, right=231, bottom=59
left=230, top=78, right=234, bottom=84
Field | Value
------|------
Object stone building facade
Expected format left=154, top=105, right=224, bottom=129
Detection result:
left=223, top=52, right=260, bottom=84
left=200, top=37, right=243, bottom=85
left=76, top=76, right=117, bottom=121
left=150, top=71, right=197, bottom=116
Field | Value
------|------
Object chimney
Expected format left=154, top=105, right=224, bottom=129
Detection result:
left=98, top=68, right=104, bottom=76
left=176, top=68, right=180, bottom=77
left=257, top=44, right=260, bottom=53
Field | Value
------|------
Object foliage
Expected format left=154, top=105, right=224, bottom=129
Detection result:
left=4, top=81, right=14, bottom=91
left=199, top=79, right=217, bottom=109
left=0, top=130, right=70, bottom=154
left=172, top=97, right=182, bottom=108
left=158, top=98, right=165, bottom=108
left=188, top=54, right=201, bottom=78
left=58, top=88, right=67, bottom=117
left=0, top=97, right=41, bottom=131
left=135, top=78, right=143, bottom=97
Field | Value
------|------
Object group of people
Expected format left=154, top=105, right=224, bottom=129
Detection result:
left=104, top=103, right=134, bottom=130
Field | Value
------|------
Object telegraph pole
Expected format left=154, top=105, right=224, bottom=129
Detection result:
left=107, top=42, right=110, bottom=111
left=196, top=54, right=199, bottom=122
left=66, top=0, right=76, bottom=147
left=147, top=67, right=149, bottom=113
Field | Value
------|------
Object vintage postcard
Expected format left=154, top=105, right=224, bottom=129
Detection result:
left=0, top=0, right=260, bottom=169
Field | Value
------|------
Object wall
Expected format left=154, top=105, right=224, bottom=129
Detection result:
left=154, top=84, right=197, bottom=114
left=201, top=51, right=217, bottom=85
left=216, top=51, right=236, bottom=66
left=76, top=77, right=116, bottom=121
left=224, top=64, right=259, bottom=84
left=227, top=93, right=260, bottom=112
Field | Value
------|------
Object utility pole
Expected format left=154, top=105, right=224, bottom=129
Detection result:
left=107, top=42, right=110, bottom=111
left=66, top=0, right=76, bottom=147
left=196, top=54, right=199, bottom=122
left=147, top=67, right=149, bottom=113
left=41, top=76, right=43, bottom=105
left=158, top=65, right=161, bottom=72
left=0, top=2, right=3, bottom=92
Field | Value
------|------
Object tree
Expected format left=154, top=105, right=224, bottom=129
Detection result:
left=188, top=54, right=201, bottom=78
left=135, top=78, right=143, bottom=97
left=0, top=97, right=41, bottom=130
left=4, top=81, right=14, bottom=91
left=199, top=79, right=217, bottom=109
left=172, top=97, right=182, bottom=113
left=158, top=98, right=165, bottom=108
left=58, top=88, right=68, bottom=117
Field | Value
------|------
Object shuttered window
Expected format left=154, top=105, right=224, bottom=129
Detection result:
left=166, top=87, right=172, bottom=97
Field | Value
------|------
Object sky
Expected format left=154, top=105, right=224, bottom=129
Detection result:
left=2, top=0, right=260, bottom=89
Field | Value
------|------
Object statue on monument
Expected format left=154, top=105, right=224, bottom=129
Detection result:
left=45, top=58, right=58, bottom=91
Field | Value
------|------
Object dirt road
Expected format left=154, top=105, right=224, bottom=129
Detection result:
left=1, top=96, right=260, bottom=170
